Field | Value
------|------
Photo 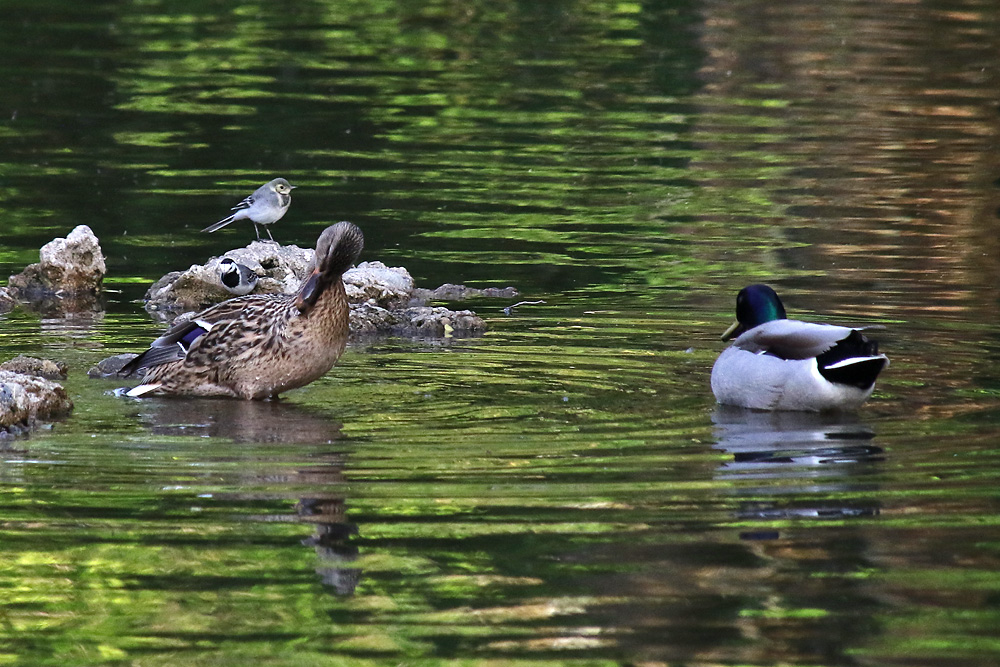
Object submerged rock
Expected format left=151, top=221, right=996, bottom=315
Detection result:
left=0, top=369, right=74, bottom=438
left=414, top=284, right=519, bottom=301
left=391, top=306, right=486, bottom=337
left=6, top=225, right=106, bottom=314
left=140, top=239, right=514, bottom=338
left=349, top=302, right=486, bottom=338
left=88, top=353, right=141, bottom=379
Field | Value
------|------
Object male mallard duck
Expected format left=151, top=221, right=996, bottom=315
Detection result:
left=711, top=284, right=889, bottom=412
left=121, top=221, right=363, bottom=400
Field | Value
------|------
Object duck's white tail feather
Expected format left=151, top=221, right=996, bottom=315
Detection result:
left=126, top=383, right=162, bottom=397
left=824, top=355, right=889, bottom=370
left=819, top=354, right=889, bottom=390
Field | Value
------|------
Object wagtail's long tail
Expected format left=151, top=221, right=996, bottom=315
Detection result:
left=202, top=214, right=237, bottom=233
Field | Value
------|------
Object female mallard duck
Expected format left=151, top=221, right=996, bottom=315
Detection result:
left=121, top=221, right=364, bottom=400
left=711, top=284, right=889, bottom=412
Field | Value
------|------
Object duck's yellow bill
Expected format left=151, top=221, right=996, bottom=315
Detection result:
left=721, top=319, right=741, bottom=341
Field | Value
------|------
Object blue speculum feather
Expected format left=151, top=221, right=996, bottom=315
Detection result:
left=179, top=325, right=207, bottom=350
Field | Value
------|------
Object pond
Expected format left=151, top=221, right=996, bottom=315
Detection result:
left=2, top=0, right=1000, bottom=665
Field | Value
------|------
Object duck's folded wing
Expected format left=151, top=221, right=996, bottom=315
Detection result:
left=120, top=319, right=212, bottom=376
left=194, top=296, right=262, bottom=325
left=734, top=320, right=857, bottom=360
left=120, top=295, right=280, bottom=378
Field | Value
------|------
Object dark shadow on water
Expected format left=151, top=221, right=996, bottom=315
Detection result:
left=711, top=406, right=883, bottom=530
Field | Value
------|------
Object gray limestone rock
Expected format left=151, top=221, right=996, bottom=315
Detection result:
left=144, top=240, right=312, bottom=315
left=0, top=369, right=74, bottom=437
left=6, top=225, right=106, bottom=314
left=140, top=241, right=504, bottom=338
left=344, top=261, right=415, bottom=309
left=0, top=356, right=68, bottom=381
left=8, top=225, right=106, bottom=296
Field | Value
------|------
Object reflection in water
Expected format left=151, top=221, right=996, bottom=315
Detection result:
left=298, top=496, right=362, bottom=596
left=2, top=0, right=1000, bottom=662
left=136, top=398, right=361, bottom=594
left=38, top=313, right=105, bottom=351
left=712, top=407, right=882, bottom=529
left=136, top=397, right=343, bottom=444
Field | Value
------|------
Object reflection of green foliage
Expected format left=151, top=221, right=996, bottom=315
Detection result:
left=0, top=0, right=796, bottom=298
left=0, top=322, right=721, bottom=664
left=34, top=0, right=766, bottom=296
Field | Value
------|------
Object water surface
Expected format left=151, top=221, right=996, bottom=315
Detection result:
left=2, top=0, right=1000, bottom=665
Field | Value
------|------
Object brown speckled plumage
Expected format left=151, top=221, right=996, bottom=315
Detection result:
left=122, top=222, right=364, bottom=400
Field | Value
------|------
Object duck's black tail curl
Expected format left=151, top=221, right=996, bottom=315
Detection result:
left=816, top=330, right=888, bottom=389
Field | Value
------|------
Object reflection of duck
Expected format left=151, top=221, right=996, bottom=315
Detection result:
left=136, top=400, right=361, bottom=593
left=298, top=497, right=362, bottom=596
left=712, top=407, right=882, bottom=530
left=711, top=284, right=889, bottom=412
left=137, top=396, right=343, bottom=444
left=712, top=406, right=883, bottom=476
left=121, top=222, right=363, bottom=399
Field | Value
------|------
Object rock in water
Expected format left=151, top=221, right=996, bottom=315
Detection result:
left=0, top=287, right=15, bottom=314
left=343, top=261, right=415, bottom=309
left=140, top=239, right=501, bottom=338
left=0, top=370, right=74, bottom=438
left=0, top=356, right=68, bottom=381
left=143, top=240, right=313, bottom=315
left=88, top=353, right=142, bottom=378
left=7, top=225, right=106, bottom=313
left=8, top=225, right=106, bottom=295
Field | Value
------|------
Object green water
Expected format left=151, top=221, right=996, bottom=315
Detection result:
left=3, top=0, right=1000, bottom=665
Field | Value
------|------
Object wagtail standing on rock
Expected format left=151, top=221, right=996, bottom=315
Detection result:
left=202, top=178, right=295, bottom=242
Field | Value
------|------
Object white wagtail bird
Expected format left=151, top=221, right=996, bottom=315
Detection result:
left=218, top=257, right=259, bottom=296
left=202, top=178, right=295, bottom=242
